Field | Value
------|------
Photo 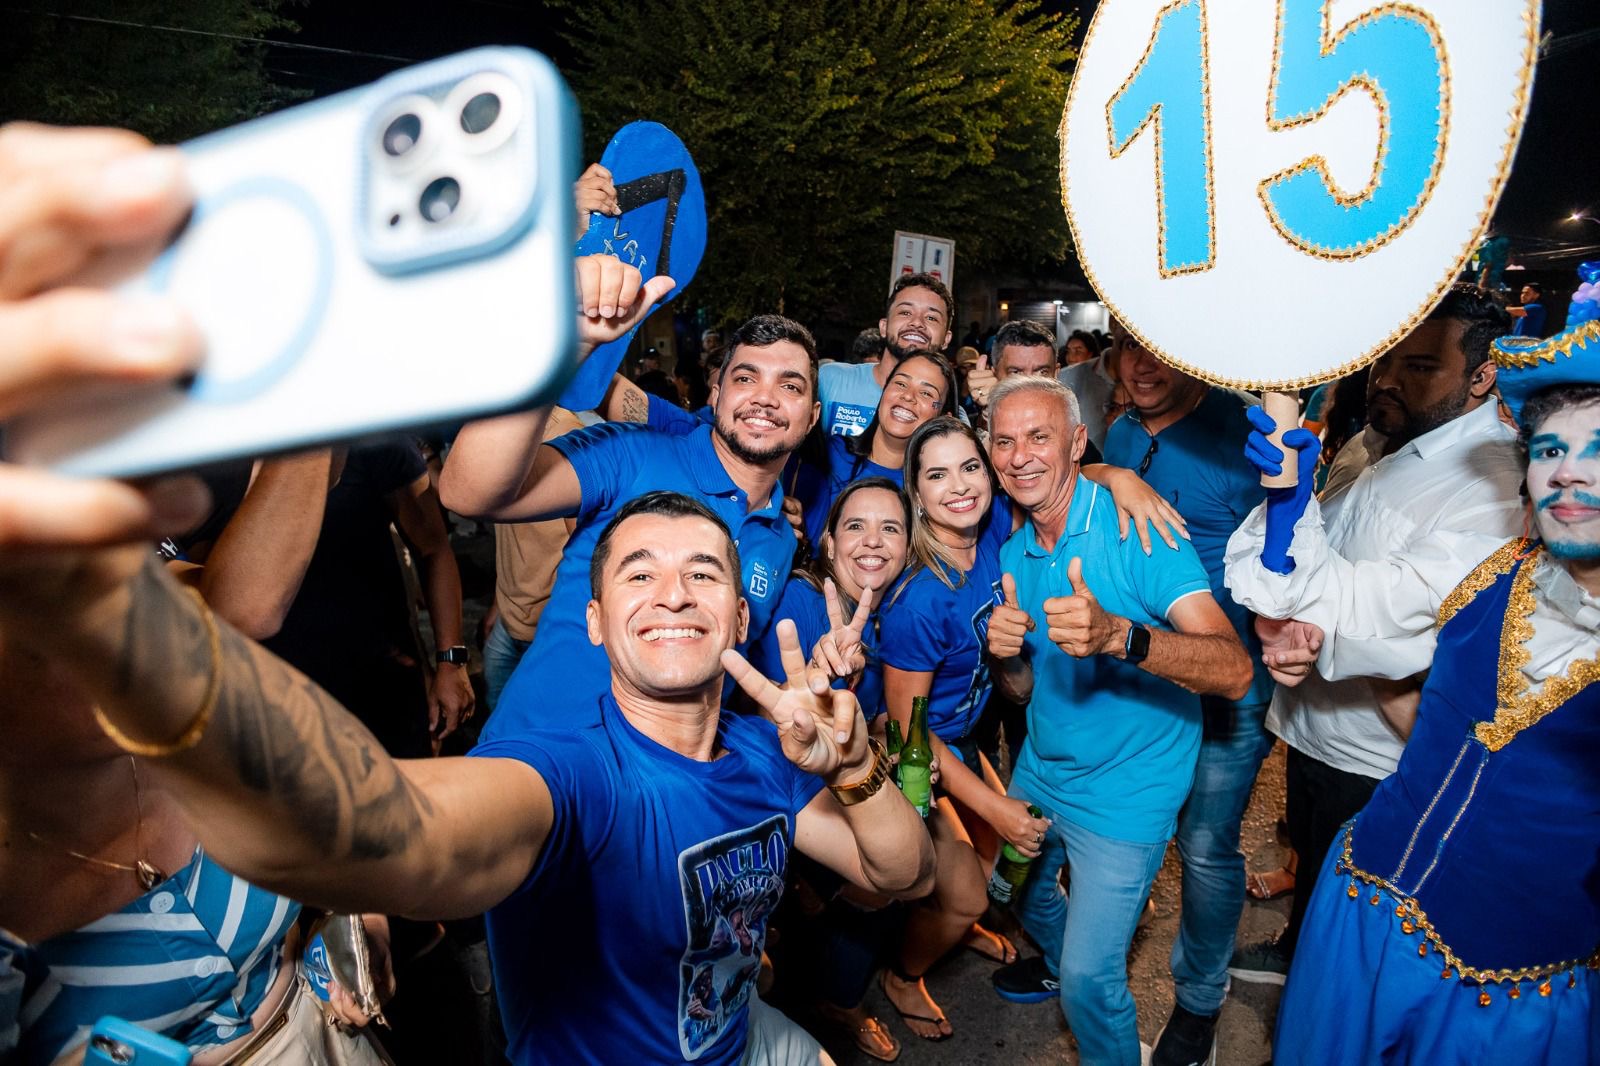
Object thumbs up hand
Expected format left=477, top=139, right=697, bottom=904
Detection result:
left=967, top=353, right=998, bottom=409
left=1042, top=557, right=1123, bottom=658
left=987, top=572, right=1035, bottom=661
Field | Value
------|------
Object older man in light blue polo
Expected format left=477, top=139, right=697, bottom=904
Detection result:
left=982, top=375, right=1252, bottom=1066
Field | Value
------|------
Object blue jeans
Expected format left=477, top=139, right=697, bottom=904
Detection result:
left=1170, top=698, right=1275, bottom=1015
left=1009, top=780, right=1169, bottom=1066
left=482, top=618, right=530, bottom=714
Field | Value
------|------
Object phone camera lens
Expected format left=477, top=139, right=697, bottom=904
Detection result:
left=383, top=113, right=423, bottom=157
left=419, top=177, right=461, bottom=223
left=459, top=92, right=501, bottom=135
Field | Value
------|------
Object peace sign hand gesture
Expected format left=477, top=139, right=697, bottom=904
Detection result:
left=722, top=619, right=870, bottom=782
left=810, top=579, right=879, bottom=681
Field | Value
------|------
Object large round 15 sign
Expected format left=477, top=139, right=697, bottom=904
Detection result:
left=1062, top=0, right=1540, bottom=389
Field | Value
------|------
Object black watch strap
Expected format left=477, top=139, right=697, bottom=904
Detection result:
left=437, top=646, right=470, bottom=666
left=1123, top=623, right=1151, bottom=665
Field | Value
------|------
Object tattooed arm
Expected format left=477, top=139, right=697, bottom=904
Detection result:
left=30, top=554, right=552, bottom=918
left=600, top=372, right=655, bottom=424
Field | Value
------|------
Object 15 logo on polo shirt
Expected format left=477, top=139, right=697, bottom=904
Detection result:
left=747, top=559, right=774, bottom=602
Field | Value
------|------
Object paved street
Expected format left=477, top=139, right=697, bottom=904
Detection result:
left=815, top=744, right=1292, bottom=1066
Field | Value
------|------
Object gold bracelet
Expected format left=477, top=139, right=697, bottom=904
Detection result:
left=828, top=738, right=890, bottom=806
left=92, top=586, right=221, bottom=757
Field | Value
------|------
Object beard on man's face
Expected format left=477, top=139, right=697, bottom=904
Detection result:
left=1368, top=378, right=1474, bottom=445
left=714, top=411, right=795, bottom=466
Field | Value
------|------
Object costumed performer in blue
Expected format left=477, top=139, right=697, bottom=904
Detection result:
left=1230, top=318, right=1600, bottom=1064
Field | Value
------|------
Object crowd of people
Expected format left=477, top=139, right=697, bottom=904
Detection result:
left=1, top=122, right=1597, bottom=1066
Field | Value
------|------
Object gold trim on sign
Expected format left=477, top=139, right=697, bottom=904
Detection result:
left=1059, top=0, right=1542, bottom=391
left=1257, top=3, right=1451, bottom=262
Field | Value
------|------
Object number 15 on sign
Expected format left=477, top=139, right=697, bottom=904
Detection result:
left=1063, top=0, right=1538, bottom=389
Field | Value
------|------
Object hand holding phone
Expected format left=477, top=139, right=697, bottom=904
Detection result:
left=4, top=47, right=580, bottom=478
left=0, top=125, right=213, bottom=555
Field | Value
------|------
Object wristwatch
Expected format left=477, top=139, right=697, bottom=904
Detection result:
left=1123, top=623, right=1151, bottom=665
left=437, top=646, right=470, bottom=666
left=828, top=738, right=891, bottom=806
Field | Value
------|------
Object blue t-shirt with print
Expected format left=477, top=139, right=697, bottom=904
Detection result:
left=1002, top=477, right=1212, bottom=844
left=474, top=695, right=823, bottom=1065
left=795, top=435, right=903, bottom=545
left=877, top=500, right=1011, bottom=741
left=818, top=361, right=883, bottom=438
left=1103, top=388, right=1274, bottom=706
left=751, top=577, right=887, bottom=721
left=483, top=422, right=796, bottom=741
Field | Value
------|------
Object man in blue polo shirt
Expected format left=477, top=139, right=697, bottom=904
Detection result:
left=441, top=256, right=818, bottom=738
left=982, top=376, right=1252, bottom=1066
left=1103, top=323, right=1274, bottom=1066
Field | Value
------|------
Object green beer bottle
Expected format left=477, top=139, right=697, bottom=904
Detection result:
left=884, top=719, right=905, bottom=786
left=899, top=696, right=934, bottom=818
left=988, top=804, right=1044, bottom=905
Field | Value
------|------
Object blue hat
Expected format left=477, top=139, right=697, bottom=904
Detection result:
left=1492, top=319, right=1600, bottom=424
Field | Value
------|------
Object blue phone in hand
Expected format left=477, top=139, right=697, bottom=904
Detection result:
left=84, top=1017, right=192, bottom=1065
left=4, top=47, right=579, bottom=477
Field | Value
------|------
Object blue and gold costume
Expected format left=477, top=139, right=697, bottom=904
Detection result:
left=1274, top=542, right=1599, bottom=1063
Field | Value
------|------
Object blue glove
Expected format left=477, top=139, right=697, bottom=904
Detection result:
left=1244, top=405, right=1322, bottom=575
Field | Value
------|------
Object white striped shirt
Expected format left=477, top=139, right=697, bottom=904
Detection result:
left=17, top=847, right=299, bottom=1063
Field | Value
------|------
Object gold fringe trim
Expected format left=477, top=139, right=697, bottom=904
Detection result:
left=1477, top=551, right=1600, bottom=751
left=1430, top=541, right=1600, bottom=751
left=1437, top=538, right=1523, bottom=627
left=1338, top=825, right=1600, bottom=988
left=1491, top=319, right=1600, bottom=370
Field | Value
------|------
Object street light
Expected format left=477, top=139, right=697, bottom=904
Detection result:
left=1568, top=211, right=1599, bottom=226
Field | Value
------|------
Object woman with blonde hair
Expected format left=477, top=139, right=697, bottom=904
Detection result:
left=874, top=417, right=1050, bottom=1042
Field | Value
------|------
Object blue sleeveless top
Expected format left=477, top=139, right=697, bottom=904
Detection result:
left=18, top=847, right=300, bottom=1063
left=1344, top=542, right=1600, bottom=983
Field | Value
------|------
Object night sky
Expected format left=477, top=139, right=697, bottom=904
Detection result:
left=275, top=0, right=1597, bottom=265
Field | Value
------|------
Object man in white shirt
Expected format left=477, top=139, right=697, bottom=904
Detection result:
left=1221, top=286, right=1524, bottom=984
left=818, top=273, right=954, bottom=436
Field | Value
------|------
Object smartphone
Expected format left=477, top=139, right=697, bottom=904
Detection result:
left=84, top=1017, right=192, bottom=1065
left=3, top=47, right=578, bottom=477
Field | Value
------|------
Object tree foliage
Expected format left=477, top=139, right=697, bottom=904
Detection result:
left=554, top=0, right=1077, bottom=332
left=0, top=1, right=304, bottom=143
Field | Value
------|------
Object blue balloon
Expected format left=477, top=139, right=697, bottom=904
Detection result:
left=559, top=122, right=707, bottom=411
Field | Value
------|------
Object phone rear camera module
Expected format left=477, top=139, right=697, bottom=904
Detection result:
left=460, top=92, right=501, bottom=135
left=382, top=113, right=423, bottom=157
left=419, top=177, right=461, bottom=223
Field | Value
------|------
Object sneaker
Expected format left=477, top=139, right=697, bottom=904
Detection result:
left=1227, top=937, right=1290, bottom=986
left=991, top=956, right=1060, bottom=1004
left=1151, top=1003, right=1219, bottom=1066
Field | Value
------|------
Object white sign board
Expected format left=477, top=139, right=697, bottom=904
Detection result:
left=892, top=231, right=956, bottom=290
left=1061, top=0, right=1539, bottom=389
